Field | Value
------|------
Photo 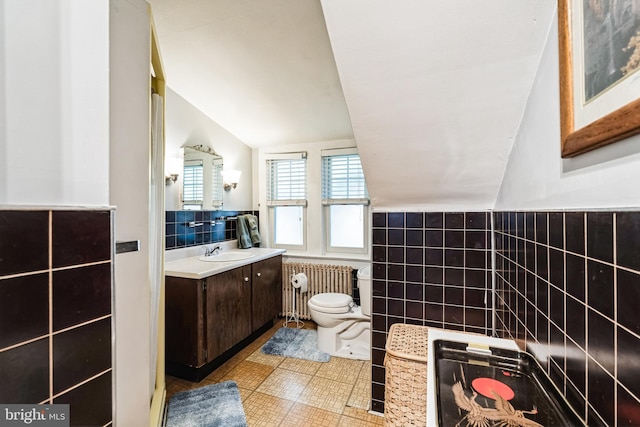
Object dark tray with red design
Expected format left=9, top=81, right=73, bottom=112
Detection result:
left=433, top=339, right=585, bottom=427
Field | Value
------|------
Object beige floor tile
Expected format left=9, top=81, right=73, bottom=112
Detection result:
left=218, top=351, right=251, bottom=373
left=198, top=359, right=244, bottom=384
left=243, top=391, right=295, bottom=427
left=221, top=360, right=275, bottom=390
left=246, top=347, right=286, bottom=367
left=201, top=367, right=229, bottom=384
left=315, top=356, right=365, bottom=384
left=357, top=362, right=372, bottom=382
left=297, top=376, right=354, bottom=414
left=165, top=375, right=208, bottom=400
left=341, top=407, right=385, bottom=425
left=279, top=356, right=324, bottom=375
left=346, top=363, right=371, bottom=410
left=235, top=343, right=263, bottom=361
left=256, top=367, right=313, bottom=401
left=254, top=323, right=281, bottom=343
left=237, top=386, right=254, bottom=402
left=165, top=322, right=387, bottom=426
left=279, top=403, right=341, bottom=427
left=337, top=413, right=385, bottom=427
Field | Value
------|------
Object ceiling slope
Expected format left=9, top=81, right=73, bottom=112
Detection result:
left=320, top=0, right=556, bottom=210
left=148, top=0, right=354, bottom=148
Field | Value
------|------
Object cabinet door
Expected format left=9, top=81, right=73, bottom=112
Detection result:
left=251, top=256, right=282, bottom=331
left=165, top=277, right=205, bottom=367
left=205, top=265, right=252, bottom=361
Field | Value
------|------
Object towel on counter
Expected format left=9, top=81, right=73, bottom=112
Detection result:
left=237, top=214, right=261, bottom=249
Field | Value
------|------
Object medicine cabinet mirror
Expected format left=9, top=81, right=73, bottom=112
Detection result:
left=182, top=145, right=223, bottom=210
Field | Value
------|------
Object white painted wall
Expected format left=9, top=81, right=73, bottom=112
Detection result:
left=0, top=3, right=4, bottom=202
left=0, top=0, right=109, bottom=206
left=109, top=0, right=153, bottom=425
left=321, top=0, right=556, bottom=212
left=164, top=87, right=253, bottom=211
left=0, top=1, right=154, bottom=425
left=495, top=11, right=640, bottom=210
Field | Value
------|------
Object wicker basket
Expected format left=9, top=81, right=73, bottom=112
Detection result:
left=384, top=323, right=429, bottom=427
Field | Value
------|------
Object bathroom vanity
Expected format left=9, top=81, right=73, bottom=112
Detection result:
left=164, top=247, right=285, bottom=381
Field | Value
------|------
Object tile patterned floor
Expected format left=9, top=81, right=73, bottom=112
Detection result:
left=165, top=322, right=385, bottom=427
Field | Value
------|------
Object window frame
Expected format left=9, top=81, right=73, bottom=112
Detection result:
left=266, top=153, right=308, bottom=251
left=323, top=204, right=369, bottom=254
left=321, top=149, right=369, bottom=255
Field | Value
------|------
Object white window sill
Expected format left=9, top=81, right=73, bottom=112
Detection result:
left=282, top=251, right=371, bottom=265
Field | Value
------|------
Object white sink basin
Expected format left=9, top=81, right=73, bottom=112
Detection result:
left=198, top=251, right=256, bottom=262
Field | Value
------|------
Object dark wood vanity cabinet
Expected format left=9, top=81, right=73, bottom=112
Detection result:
left=165, top=255, right=282, bottom=381
left=251, top=256, right=282, bottom=332
left=165, top=275, right=201, bottom=368
left=204, top=265, right=252, bottom=362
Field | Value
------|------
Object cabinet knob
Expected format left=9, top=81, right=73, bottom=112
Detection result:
left=244, top=277, right=249, bottom=282
left=256, top=272, right=261, bottom=277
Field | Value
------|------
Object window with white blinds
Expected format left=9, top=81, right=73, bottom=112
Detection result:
left=266, top=153, right=307, bottom=249
left=267, top=156, right=307, bottom=206
left=211, top=158, right=223, bottom=208
left=321, top=153, right=368, bottom=205
left=321, top=151, right=368, bottom=253
left=183, top=159, right=204, bottom=205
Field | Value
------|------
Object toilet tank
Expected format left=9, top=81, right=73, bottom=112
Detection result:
left=357, top=265, right=371, bottom=316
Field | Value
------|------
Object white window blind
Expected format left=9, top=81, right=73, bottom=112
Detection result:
left=211, top=158, right=223, bottom=207
left=321, top=153, right=368, bottom=205
left=183, top=159, right=204, bottom=204
left=267, top=156, right=307, bottom=206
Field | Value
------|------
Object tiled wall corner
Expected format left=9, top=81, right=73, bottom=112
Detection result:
left=370, top=211, right=492, bottom=413
left=165, top=209, right=259, bottom=250
left=494, top=210, right=640, bottom=426
left=0, top=209, right=113, bottom=426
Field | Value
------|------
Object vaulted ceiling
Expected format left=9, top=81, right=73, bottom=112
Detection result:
left=149, top=0, right=557, bottom=209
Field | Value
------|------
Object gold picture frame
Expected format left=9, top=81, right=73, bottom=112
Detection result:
left=559, top=0, right=640, bottom=157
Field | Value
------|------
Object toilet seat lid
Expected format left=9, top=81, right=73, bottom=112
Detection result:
left=311, top=292, right=352, bottom=308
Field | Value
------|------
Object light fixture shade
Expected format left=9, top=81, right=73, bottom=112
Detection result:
left=222, top=169, right=242, bottom=184
left=222, top=169, right=242, bottom=191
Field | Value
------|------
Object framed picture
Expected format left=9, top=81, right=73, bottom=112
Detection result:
left=559, top=0, right=640, bottom=157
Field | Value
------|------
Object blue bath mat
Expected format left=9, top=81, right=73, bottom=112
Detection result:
left=165, top=380, right=247, bottom=427
left=261, top=327, right=330, bottom=362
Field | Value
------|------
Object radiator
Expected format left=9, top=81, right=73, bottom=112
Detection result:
left=281, top=262, right=353, bottom=320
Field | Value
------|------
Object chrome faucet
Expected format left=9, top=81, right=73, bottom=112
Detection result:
left=204, top=245, right=222, bottom=256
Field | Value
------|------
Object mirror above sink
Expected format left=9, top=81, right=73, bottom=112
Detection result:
left=182, top=145, right=223, bottom=210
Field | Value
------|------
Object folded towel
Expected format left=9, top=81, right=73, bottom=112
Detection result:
left=237, top=216, right=252, bottom=248
left=236, top=214, right=261, bottom=248
left=246, top=214, right=261, bottom=246
left=247, top=216, right=258, bottom=230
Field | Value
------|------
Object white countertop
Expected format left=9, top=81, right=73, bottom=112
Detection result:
left=165, top=246, right=285, bottom=279
left=425, top=329, right=519, bottom=427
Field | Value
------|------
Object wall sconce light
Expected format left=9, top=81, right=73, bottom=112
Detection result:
left=165, top=174, right=179, bottom=185
left=223, top=169, right=241, bottom=191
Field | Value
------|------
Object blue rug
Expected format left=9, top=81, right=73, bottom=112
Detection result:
left=165, top=381, right=247, bottom=427
left=261, top=327, right=330, bottom=362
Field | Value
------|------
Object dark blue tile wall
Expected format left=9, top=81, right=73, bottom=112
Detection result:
left=494, top=211, right=640, bottom=426
left=370, top=211, right=492, bottom=413
left=370, top=209, right=640, bottom=425
left=0, top=209, right=113, bottom=426
left=165, top=210, right=258, bottom=250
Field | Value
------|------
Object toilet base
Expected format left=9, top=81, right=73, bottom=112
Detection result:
left=317, top=320, right=370, bottom=361
left=331, top=340, right=370, bottom=360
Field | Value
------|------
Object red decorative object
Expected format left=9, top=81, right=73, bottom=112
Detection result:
left=471, top=377, right=515, bottom=401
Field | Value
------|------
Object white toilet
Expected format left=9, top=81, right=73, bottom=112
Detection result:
left=307, top=265, right=371, bottom=360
